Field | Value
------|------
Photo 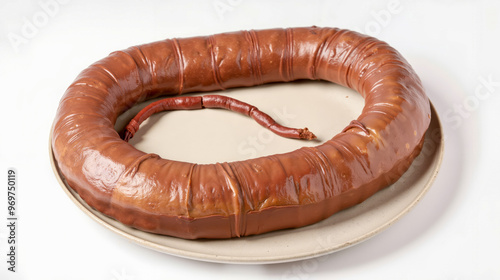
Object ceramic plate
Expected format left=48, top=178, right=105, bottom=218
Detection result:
left=50, top=81, right=444, bottom=264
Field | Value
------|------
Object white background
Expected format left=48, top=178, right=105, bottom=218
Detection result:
left=1, top=0, right=499, bottom=279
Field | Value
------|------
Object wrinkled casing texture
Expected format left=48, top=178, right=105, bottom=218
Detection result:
left=51, top=27, right=431, bottom=239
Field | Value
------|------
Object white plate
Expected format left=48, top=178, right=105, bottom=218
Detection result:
left=50, top=81, right=444, bottom=264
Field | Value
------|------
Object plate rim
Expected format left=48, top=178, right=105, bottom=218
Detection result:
left=49, top=102, right=444, bottom=264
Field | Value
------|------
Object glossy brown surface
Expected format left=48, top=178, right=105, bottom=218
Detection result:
left=51, top=27, right=430, bottom=239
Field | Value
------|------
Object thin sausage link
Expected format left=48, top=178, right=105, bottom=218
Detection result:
left=122, top=94, right=316, bottom=142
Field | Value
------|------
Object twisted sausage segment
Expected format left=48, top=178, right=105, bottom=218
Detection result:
left=51, top=27, right=430, bottom=239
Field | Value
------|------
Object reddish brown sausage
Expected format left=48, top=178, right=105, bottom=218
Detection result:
left=51, top=27, right=430, bottom=239
left=122, top=94, right=316, bottom=142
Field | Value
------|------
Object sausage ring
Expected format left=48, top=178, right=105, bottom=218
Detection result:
left=51, top=27, right=431, bottom=239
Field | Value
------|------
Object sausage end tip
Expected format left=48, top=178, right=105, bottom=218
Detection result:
left=299, top=128, right=317, bottom=140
